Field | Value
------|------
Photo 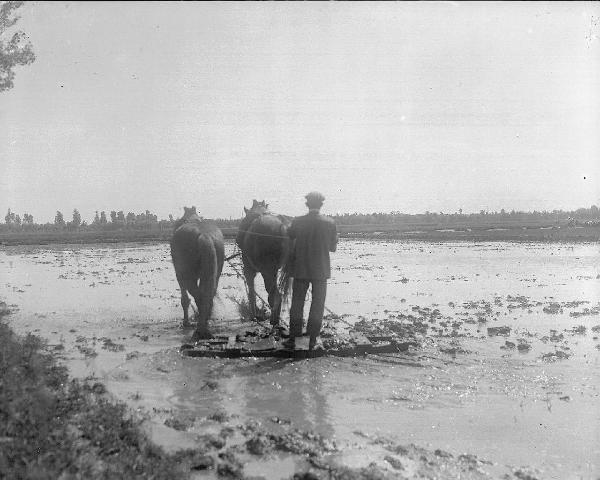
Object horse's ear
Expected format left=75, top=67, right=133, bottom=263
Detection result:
left=244, top=207, right=249, bottom=215
left=252, top=199, right=258, bottom=207
left=192, top=206, right=197, bottom=213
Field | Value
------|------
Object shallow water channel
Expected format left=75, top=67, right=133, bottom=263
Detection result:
left=1, top=239, right=599, bottom=479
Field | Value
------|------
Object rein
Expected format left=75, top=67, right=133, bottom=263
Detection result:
left=241, top=230, right=288, bottom=239
left=224, top=252, right=242, bottom=262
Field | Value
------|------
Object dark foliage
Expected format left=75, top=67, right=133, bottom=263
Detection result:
left=0, top=305, right=194, bottom=479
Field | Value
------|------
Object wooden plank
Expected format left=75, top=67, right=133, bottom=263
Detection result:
left=246, top=337, right=278, bottom=351
left=294, top=337, right=311, bottom=351
left=365, top=335, right=395, bottom=342
left=226, top=336, right=237, bottom=349
left=181, top=340, right=415, bottom=359
left=349, top=332, right=372, bottom=346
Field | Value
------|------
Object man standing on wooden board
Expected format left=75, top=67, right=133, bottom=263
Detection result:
left=284, top=191, right=338, bottom=350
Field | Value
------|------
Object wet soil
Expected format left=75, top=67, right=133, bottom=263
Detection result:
left=1, top=240, right=599, bottom=479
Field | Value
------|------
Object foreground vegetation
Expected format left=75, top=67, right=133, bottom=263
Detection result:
left=0, top=303, right=198, bottom=479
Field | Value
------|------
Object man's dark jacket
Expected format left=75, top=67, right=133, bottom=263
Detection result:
left=288, top=211, right=337, bottom=280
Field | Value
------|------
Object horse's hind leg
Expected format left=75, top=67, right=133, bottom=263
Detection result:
left=243, top=264, right=257, bottom=320
left=180, top=277, right=209, bottom=341
left=176, top=274, right=191, bottom=327
left=191, top=280, right=215, bottom=342
left=262, top=267, right=281, bottom=326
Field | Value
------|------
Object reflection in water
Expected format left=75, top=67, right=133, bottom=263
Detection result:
left=272, top=361, right=334, bottom=438
left=168, top=355, right=335, bottom=439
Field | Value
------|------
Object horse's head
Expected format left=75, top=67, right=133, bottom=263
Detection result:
left=183, top=206, right=197, bottom=219
left=173, top=206, right=200, bottom=231
left=243, top=199, right=269, bottom=217
left=237, top=200, right=270, bottom=247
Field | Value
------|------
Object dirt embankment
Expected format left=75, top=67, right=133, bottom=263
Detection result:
left=1, top=224, right=598, bottom=246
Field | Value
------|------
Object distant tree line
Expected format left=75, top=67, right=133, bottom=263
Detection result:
left=328, top=206, right=600, bottom=226
left=1, top=205, right=599, bottom=233
left=1, top=208, right=172, bottom=233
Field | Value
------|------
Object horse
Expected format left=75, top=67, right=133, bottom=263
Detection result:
left=170, top=206, right=224, bottom=341
left=236, top=200, right=293, bottom=326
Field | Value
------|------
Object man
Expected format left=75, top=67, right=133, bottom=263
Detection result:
left=285, top=191, right=338, bottom=350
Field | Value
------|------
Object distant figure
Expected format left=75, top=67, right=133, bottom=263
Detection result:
left=236, top=200, right=293, bottom=326
left=170, top=206, right=224, bottom=341
left=285, top=192, right=338, bottom=350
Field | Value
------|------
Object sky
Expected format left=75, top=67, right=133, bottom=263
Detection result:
left=1, top=1, right=599, bottom=223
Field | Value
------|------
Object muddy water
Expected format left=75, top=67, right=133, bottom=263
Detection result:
left=1, top=240, right=599, bottom=479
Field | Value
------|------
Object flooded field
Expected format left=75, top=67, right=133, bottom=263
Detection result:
left=1, top=239, right=599, bottom=479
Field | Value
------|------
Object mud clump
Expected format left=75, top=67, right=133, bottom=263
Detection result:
left=384, top=454, right=405, bottom=470
left=540, top=330, right=564, bottom=343
left=513, top=467, right=542, bottom=480
left=565, top=325, right=586, bottom=335
left=440, top=345, right=471, bottom=355
left=216, top=450, right=244, bottom=478
left=540, top=350, right=571, bottom=361
left=245, top=434, right=272, bottom=455
left=201, top=380, right=219, bottom=390
left=293, top=473, right=322, bottom=480
left=487, top=326, right=511, bottom=336
left=125, top=351, right=140, bottom=360
left=90, top=381, right=107, bottom=394
left=270, top=416, right=292, bottom=426
left=434, top=448, right=454, bottom=458
left=207, top=410, right=230, bottom=423
left=570, top=307, right=600, bottom=318
left=76, top=344, right=98, bottom=357
left=543, top=303, right=563, bottom=315
left=270, top=429, right=337, bottom=457
left=101, top=337, right=125, bottom=352
left=197, top=433, right=227, bottom=450
left=506, top=295, right=536, bottom=310
left=189, top=453, right=214, bottom=471
left=164, top=415, right=195, bottom=431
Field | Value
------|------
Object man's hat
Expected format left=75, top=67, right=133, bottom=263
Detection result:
left=305, top=191, right=325, bottom=204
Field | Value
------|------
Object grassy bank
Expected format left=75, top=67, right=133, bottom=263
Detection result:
left=0, top=303, right=199, bottom=479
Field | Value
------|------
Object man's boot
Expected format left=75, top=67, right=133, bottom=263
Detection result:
left=309, top=335, right=323, bottom=351
left=281, top=337, right=295, bottom=350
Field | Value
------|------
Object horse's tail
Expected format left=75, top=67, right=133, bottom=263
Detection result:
left=277, top=224, right=294, bottom=305
left=197, top=233, right=219, bottom=294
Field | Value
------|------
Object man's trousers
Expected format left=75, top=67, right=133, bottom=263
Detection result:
left=289, top=279, right=327, bottom=338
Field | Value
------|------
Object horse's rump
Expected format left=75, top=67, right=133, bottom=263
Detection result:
left=241, top=213, right=293, bottom=306
left=241, top=214, right=290, bottom=270
left=170, top=217, right=225, bottom=338
left=171, top=220, right=224, bottom=279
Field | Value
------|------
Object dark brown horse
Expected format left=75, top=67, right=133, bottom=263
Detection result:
left=236, top=200, right=293, bottom=326
left=170, top=206, right=224, bottom=341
